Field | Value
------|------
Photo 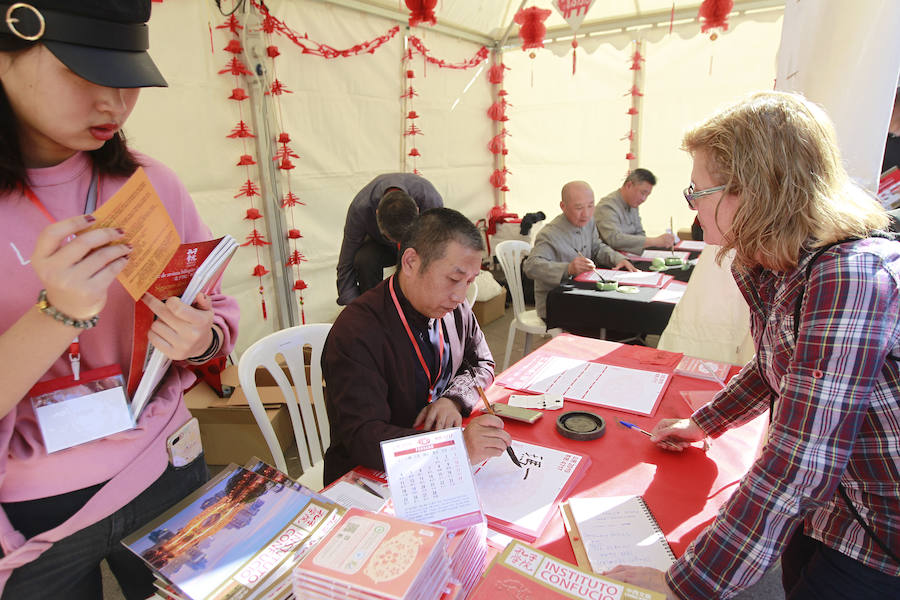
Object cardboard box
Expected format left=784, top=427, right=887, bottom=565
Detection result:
left=473, top=292, right=506, bottom=326
left=184, top=380, right=294, bottom=466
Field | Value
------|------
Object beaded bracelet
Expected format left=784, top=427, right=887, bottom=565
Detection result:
left=35, top=289, right=99, bottom=330
left=188, top=327, right=221, bottom=363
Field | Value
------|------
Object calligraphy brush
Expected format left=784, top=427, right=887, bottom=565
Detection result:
left=669, top=217, right=675, bottom=256
left=577, top=250, right=607, bottom=283
left=466, top=362, right=522, bottom=468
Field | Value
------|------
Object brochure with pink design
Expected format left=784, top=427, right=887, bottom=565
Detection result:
left=293, top=508, right=450, bottom=600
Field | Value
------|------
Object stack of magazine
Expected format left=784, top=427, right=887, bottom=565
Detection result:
left=123, top=458, right=344, bottom=600
left=292, top=508, right=452, bottom=600
left=130, top=234, right=239, bottom=420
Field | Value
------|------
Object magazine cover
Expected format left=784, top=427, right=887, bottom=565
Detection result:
left=123, top=465, right=337, bottom=600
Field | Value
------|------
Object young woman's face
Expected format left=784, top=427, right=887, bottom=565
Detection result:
left=0, top=45, right=140, bottom=167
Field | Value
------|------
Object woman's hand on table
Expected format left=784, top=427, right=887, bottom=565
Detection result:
left=463, top=414, right=511, bottom=464
left=143, top=292, right=216, bottom=361
left=650, top=418, right=707, bottom=452
left=414, top=397, right=463, bottom=430
left=603, top=566, right=678, bottom=599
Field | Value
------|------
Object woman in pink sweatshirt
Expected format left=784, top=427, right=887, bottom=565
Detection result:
left=0, top=2, right=239, bottom=598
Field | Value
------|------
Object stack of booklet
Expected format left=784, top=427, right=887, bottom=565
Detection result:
left=123, top=458, right=344, bottom=600
left=292, top=508, right=452, bottom=599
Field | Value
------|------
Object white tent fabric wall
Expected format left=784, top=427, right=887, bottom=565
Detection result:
left=126, top=1, right=787, bottom=355
left=498, top=11, right=783, bottom=237
left=775, top=0, right=900, bottom=192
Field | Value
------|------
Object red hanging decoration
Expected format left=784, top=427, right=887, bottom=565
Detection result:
left=487, top=100, right=510, bottom=122
left=287, top=229, right=302, bottom=239
left=490, top=167, right=511, bottom=191
left=287, top=250, right=307, bottom=266
left=293, top=280, right=308, bottom=291
left=215, top=15, right=242, bottom=35
left=630, top=50, right=645, bottom=71
left=698, top=0, right=733, bottom=37
left=626, top=107, right=639, bottom=116
left=228, top=87, right=249, bottom=101
left=514, top=7, right=552, bottom=51
left=266, top=45, right=280, bottom=58
left=252, top=265, right=270, bottom=277
left=218, top=57, right=253, bottom=76
left=571, top=39, right=578, bottom=75
left=488, top=131, right=509, bottom=156
left=406, top=0, right=437, bottom=27
left=487, top=63, right=509, bottom=85
left=227, top=121, right=255, bottom=138
left=223, top=39, right=243, bottom=54
left=245, top=208, right=262, bottom=220
left=236, top=154, right=256, bottom=166
left=282, top=192, right=304, bottom=208
left=242, top=230, right=271, bottom=246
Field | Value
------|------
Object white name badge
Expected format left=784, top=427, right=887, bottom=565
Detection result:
left=29, top=365, right=136, bottom=453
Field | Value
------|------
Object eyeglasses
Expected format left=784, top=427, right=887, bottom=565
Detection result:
left=683, top=183, right=725, bottom=209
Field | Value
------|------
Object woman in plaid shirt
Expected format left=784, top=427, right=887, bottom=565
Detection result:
left=608, top=92, right=900, bottom=599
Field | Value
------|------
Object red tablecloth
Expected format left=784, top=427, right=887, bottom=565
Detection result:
left=482, top=334, right=766, bottom=564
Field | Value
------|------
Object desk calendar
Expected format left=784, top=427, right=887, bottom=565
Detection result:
left=381, top=428, right=484, bottom=532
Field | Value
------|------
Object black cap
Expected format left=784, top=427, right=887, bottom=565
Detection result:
left=0, top=1, right=166, bottom=88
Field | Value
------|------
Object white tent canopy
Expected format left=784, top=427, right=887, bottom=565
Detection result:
left=126, top=0, right=899, bottom=355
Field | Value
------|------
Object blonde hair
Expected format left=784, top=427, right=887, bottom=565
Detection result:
left=682, top=91, right=888, bottom=271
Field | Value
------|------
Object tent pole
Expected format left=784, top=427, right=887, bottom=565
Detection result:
left=241, top=7, right=298, bottom=329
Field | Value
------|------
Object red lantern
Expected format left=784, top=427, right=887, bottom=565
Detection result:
left=406, top=0, right=437, bottom=27
left=514, top=7, right=551, bottom=50
left=698, top=0, right=733, bottom=33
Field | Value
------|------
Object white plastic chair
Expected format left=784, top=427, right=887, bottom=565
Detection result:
left=238, top=323, right=331, bottom=490
left=495, top=240, right=561, bottom=370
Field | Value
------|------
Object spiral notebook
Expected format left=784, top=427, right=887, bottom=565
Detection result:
left=560, top=495, right=676, bottom=574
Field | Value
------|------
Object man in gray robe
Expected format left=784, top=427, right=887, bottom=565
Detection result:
left=594, top=168, right=675, bottom=255
left=524, top=181, right=636, bottom=320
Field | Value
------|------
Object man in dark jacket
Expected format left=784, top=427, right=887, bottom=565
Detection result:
left=323, top=208, right=510, bottom=484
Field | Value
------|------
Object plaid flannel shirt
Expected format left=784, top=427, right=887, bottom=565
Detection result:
left=667, top=237, right=900, bottom=599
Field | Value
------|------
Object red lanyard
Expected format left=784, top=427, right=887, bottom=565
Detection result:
left=389, top=275, right=444, bottom=404
left=24, top=172, right=99, bottom=380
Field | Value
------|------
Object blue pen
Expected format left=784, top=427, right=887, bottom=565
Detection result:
left=618, top=420, right=652, bottom=437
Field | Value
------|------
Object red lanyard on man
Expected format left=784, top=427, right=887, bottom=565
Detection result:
left=389, top=274, right=444, bottom=404
left=23, top=170, right=100, bottom=380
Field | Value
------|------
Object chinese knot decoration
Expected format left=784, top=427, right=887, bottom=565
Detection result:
left=217, top=14, right=271, bottom=321
left=698, top=0, right=733, bottom=40
left=406, top=0, right=437, bottom=27
left=487, top=62, right=511, bottom=193
left=622, top=41, right=644, bottom=164
left=403, top=52, right=423, bottom=174
left=257, top=6, right=310, bottom=323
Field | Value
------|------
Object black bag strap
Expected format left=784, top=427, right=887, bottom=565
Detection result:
left=788, top=236, right=899, bottom=564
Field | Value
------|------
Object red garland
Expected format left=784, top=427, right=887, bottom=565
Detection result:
left=514, top=7, right=552, bottom=50
left=408, top=36, right=489, bottom=70
left=250, top=0, right=399, bottom=59
left=698, top=0, right=733, bottom=33
left=406, top=0, right=437, bottom=27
